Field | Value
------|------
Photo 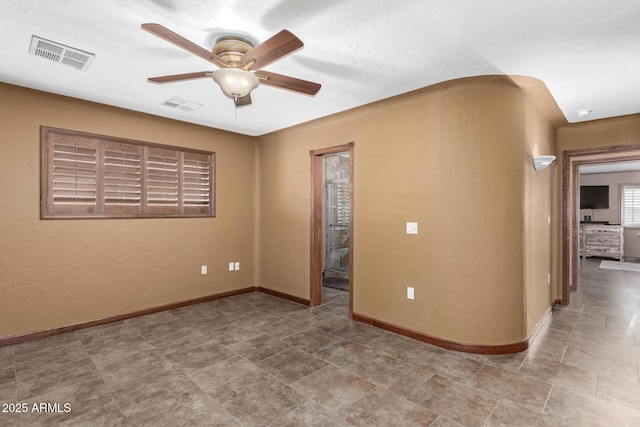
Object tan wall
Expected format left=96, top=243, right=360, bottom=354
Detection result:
left=522, top=94, right=557, bottom=335
left=258, top=75, right=557, bottom=346
left=0, top=83, right=257, bottom=338
left=558, top=115, right=640, bottom=151
left=1, top=75, right=560, bottom=347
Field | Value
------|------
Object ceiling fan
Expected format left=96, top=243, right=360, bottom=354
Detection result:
left=141, top=23, right=321, bottom=107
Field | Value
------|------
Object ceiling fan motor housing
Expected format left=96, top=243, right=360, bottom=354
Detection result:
left=212, top=36, right=255, bottom=66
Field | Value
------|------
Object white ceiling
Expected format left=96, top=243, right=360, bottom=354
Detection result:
left=1, top=0, right=639, bottom=136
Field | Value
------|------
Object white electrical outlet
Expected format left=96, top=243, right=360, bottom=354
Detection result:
left=406, top=222, right=418, bottom=235
left=201, top=265, right=207, bottom=275
left=407, top=287, right=414, bottom=300
left=235, top=261, right=240, bottom=271
left=229, top=262, right=234, bottom=271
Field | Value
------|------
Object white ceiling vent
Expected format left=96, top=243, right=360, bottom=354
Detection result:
left=29, top=36, right=95, bottom=70
left=160, top=97, right=203, bottom=112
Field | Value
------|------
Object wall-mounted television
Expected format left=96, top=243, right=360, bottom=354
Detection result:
left=580, top=185, right=609, bottom=209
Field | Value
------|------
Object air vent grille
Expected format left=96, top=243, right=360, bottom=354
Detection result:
left=29, top=36, right=95, bottom=71
left=161, top=97, right=203, bottom=112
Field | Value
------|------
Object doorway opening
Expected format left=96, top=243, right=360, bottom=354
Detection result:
left=562, top=145, right=640, bottom=304
left=324, top=152, right=350, bottom=289
left=310, top=143, right=353, bottom=316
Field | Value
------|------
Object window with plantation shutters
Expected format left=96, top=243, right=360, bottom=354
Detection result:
left=620, top=184, right=640, bottom=227
left=46, top=135, right=98, bottom=215
left=183, top=152, right=213, bottom=214
left=41, top=127, right=215, bottom=219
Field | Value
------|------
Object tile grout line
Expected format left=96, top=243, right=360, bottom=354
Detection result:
left=541, top=383, right=554, bottom=414
left=559, top=344, right=568, bottom=363
left=481, top=397, right=502, bottom=427
left=515, top=354, right=529, bottom=373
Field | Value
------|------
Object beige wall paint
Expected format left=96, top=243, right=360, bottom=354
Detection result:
left=522, top=94, right=557, bottom=335
left=558, top=115, right=640, bottom=152
left=1, top=75, right=560, bottom=348
left=258, top=76, right=557, bottom=346
left=0, top=83, right=257, bottom=338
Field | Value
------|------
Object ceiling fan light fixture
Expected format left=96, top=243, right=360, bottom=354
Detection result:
left=211, top=68, right=259, bottom=99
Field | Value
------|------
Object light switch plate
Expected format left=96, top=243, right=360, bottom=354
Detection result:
left=229, top=262, right=234, bottom=271
left=406, top=222, right=418, bottom=234
left=201, top=265, right=207, bottom=275
left=234, top=262, right=240, bottom=271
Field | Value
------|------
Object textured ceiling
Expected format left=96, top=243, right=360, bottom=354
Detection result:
left=1, top=0, right=639, bottom=136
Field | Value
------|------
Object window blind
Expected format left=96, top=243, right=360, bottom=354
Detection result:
left=183, top=152, right=212, bottom=214
left=48, top=137, right=98, bottom=215
left=147, top=148, right=179, bottom=214
left=103, top=142, right=142, bottom=215
left=335, top=181, right=350, bottom=226
left=621, top=185, right=640, bottom=226
left=41, top=127, right=215, bottom=219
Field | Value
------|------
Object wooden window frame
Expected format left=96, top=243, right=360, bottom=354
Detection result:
left=40, top=126, right=215, bottom=219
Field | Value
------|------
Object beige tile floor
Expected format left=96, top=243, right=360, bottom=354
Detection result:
left=1, top=258, right=639, bottom=426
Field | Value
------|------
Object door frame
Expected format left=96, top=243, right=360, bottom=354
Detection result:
left=310, top=142, right=354, bottom=316
left=562, top=144, right=640, bottom=304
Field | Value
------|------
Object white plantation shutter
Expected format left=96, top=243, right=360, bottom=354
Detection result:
left=41, top=127, right=215, bottom=218
left=336, top=181, right=350, bottom=225
left=183, top=152, right=213, bottom=214
left=621, top=185, right=640, bottom=226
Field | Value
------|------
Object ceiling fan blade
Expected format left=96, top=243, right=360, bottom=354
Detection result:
left=141, top=23, right=226, bottom=67
left=256, top=71, right=321, bottom=96
left=147, top=71, right=212, bottom=83
left=234, top=94, right=252, bottom=107
left=241, top=30, right=303, bottom=70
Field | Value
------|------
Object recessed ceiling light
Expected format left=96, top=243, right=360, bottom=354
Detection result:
left=577, top=109, right=592, bottom=118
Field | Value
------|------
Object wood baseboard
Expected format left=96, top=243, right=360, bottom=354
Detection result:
left=256, top=287, right=310, bottom=306
left=353, top=305, right=553, bottom=355
left=0, top=287, right=256, bottom=347
left=1, top=285, right=551, bottom=355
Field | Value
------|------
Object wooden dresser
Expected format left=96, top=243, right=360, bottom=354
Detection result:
left=580, top=224, right=624, bottom=261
